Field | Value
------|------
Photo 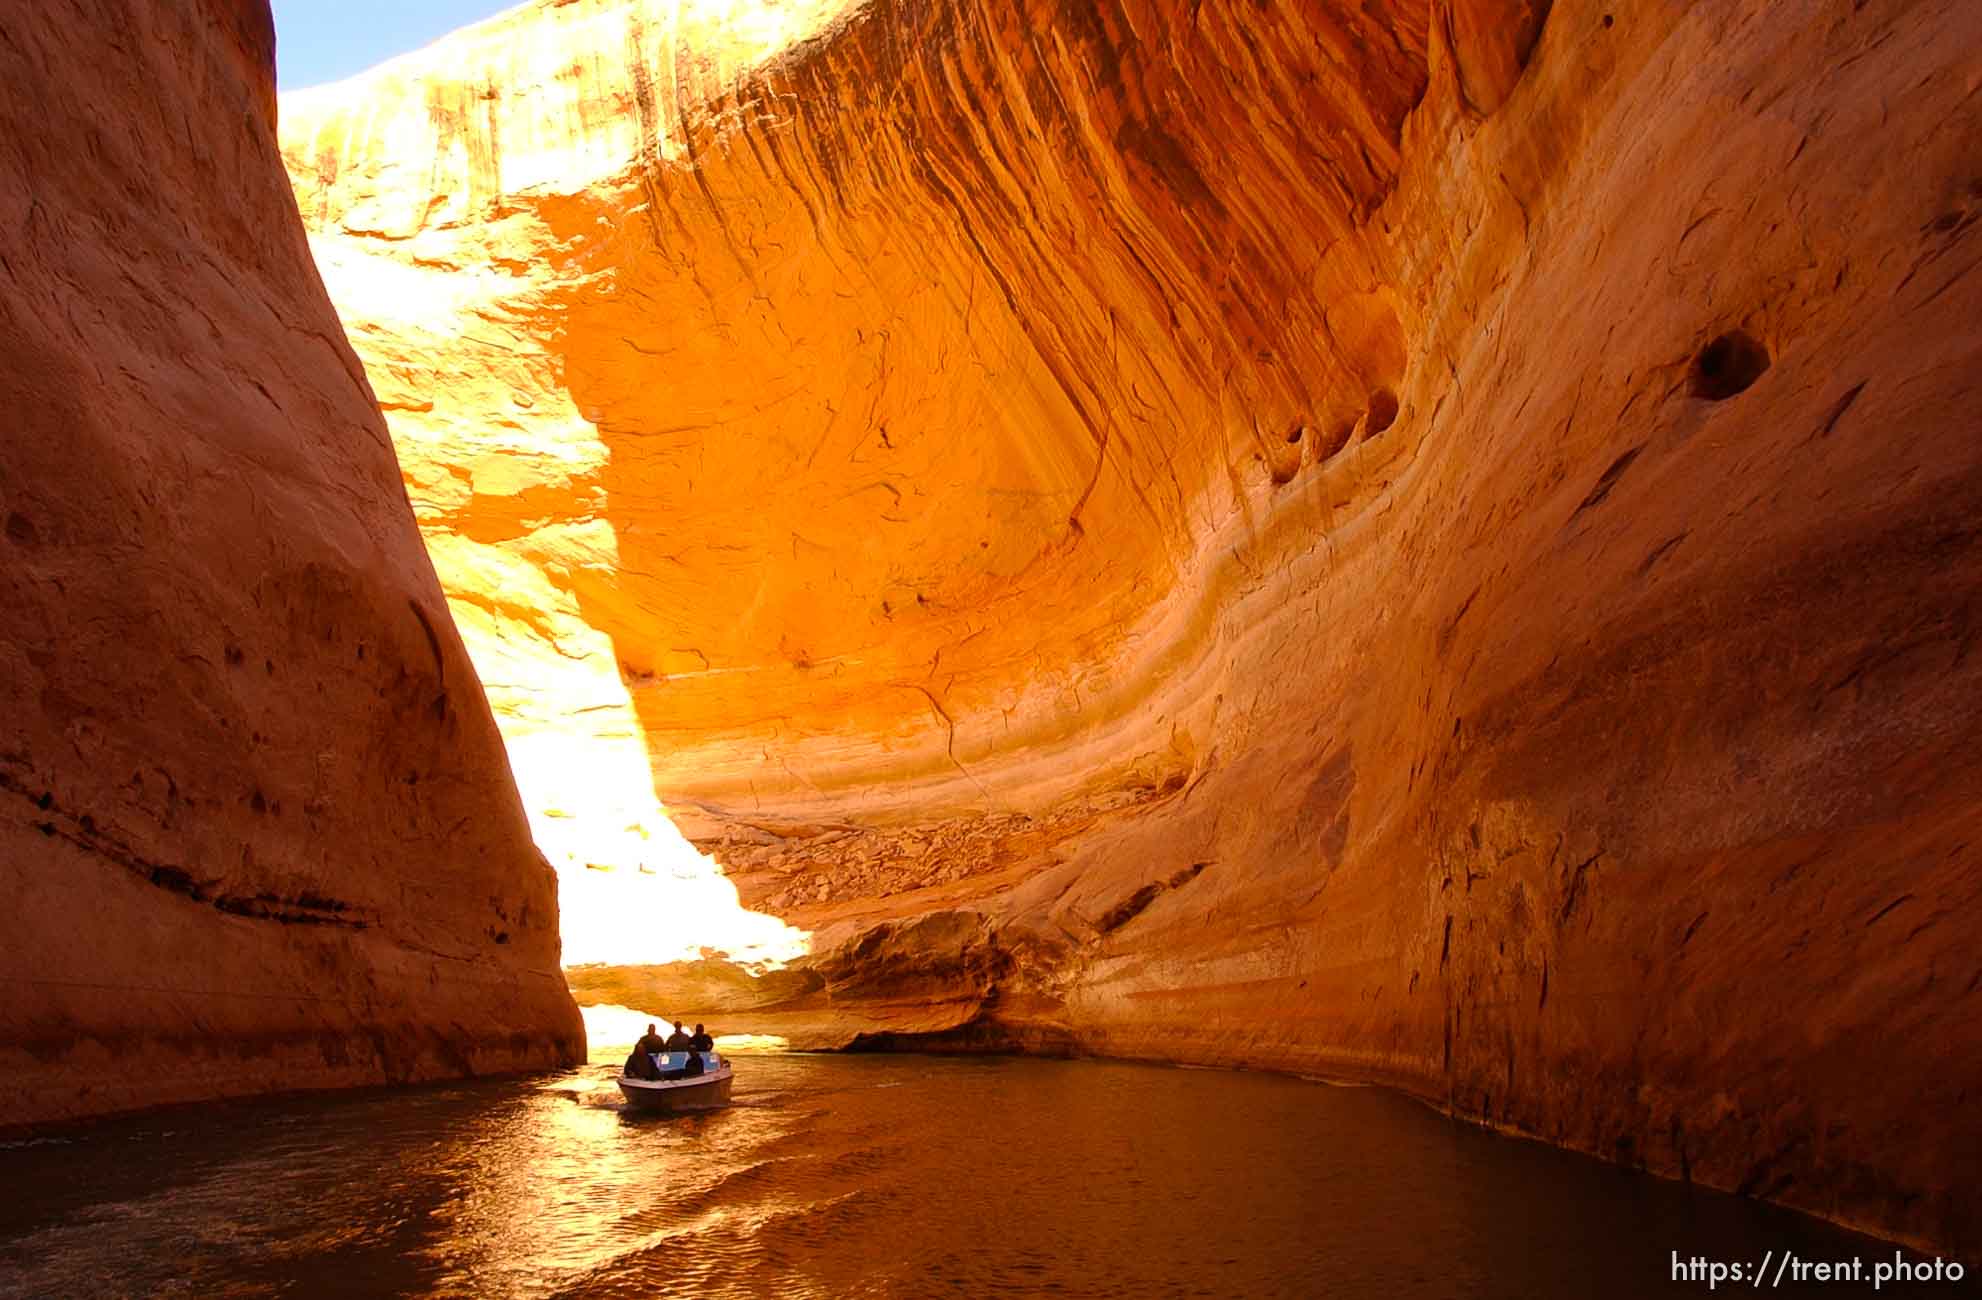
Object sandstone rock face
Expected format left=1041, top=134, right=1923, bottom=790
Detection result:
left=0, top=2, right=582, bottom=1126
left=283, top=0, right=1981, bottom=1248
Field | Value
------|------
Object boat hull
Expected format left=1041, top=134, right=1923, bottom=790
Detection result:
left=616, top=1067, right=734, bottom=1113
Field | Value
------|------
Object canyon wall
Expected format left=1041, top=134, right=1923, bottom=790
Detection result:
left=0, top=2, right=583, bottom=1126
left=283, top=0, right=1981, bottom=1249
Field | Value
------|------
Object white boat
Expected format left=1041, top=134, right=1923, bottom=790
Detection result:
left=617, top=1051, right=734, bottom=1113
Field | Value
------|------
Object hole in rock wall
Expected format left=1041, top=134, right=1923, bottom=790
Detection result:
left=1365, top=388, right=1401, bottom=437
left=1314, top=418, right=1358, bottom=461
left=1265, top=422, right=1304, bottom=484
left=1692, top=330, right=1771, bottom=400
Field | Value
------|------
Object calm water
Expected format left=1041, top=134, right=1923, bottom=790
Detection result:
left=0, top=1049, right=1960, bottom=1298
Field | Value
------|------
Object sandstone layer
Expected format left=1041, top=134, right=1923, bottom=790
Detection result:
left=0, top=2, right=583, bottom=1127
left=284, top=0, right=1981, bottom=1249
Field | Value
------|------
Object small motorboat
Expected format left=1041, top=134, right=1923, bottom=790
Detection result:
left=617, top=1051, right=734, bottom=1113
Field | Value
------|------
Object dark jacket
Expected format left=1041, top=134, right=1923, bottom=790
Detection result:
left=689, top=1032, right=714, bottom=1052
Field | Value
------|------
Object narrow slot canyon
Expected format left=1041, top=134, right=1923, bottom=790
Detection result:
left=2, top=0, right=1979, bottom=1283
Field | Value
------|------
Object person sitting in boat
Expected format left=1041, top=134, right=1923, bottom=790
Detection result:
left=664, top=1021, right=693, bottom=1051
left=653, top=1042, right=705, bottom=1080
left=689, top=1024, right=714, bottom=1053
left=623, top=1024, right=666, bottom=1081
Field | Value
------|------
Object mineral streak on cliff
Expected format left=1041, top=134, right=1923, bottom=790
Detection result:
left=0, top=2, right=583, bottom=1125
left=283, top=0, right=1981, bottom=1250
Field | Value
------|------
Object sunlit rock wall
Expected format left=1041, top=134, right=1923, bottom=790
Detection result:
left=282, top=0, right=1982, bottom=1248
left=280, top=0, right=844, bottom=965
left=0, top=2, right=583, bottom=1126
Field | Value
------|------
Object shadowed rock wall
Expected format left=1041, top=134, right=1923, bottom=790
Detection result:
left=284, top=0, right=1980, bottom=1248
left=0, top=2, right=582, bottom=1126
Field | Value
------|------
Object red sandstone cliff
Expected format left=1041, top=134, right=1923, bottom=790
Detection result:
left=0, top=2, right=583, bottom=1125
left=282, top=0, right=1979, bottom=1249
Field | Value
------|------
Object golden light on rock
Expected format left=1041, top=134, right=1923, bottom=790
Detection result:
left=252, top=0, right=1982, bottom=1251
left=280, top=0, right=859, bottom=969
left=8, top=0, right=1979, bottom=1255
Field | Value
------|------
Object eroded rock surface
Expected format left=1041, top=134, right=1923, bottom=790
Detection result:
left=0, top=2, right=582, bottom=1125
left=283, top=0, right=1981, bottom=1248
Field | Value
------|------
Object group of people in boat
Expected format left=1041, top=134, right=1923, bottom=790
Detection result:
left=623, top=1020, right=716, bottom=1081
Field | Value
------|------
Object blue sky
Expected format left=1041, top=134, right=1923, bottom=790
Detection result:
left=272, top=0, right=515, bottom=89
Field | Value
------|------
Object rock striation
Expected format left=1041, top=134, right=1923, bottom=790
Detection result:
left=283, top=0, right=1981, bottom=1249
left=0, top=2, right=582, bottom=1126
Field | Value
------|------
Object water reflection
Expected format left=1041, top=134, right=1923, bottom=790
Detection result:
left=0, top=1056, right=1948, bottom=1299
